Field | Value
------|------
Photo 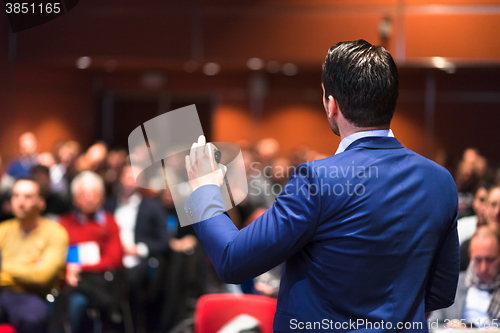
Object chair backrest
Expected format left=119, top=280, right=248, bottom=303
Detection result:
left=194, top=293, right=277, bottom=333
left=0, top=324, right=16, bottom=333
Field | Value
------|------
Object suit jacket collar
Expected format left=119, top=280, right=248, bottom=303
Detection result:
left=344, top=136, right=404, bottom=152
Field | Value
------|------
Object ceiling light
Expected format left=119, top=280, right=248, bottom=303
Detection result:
left=432, top=57, right=446, bottom=69
left=76, top=56, right=91, bottom=69
left=266, top=61, right=280, bottom=73
left=282, top=63, right=298, bottom=76
left=247, top=58, right=264, bottom=71
left=203, top=62, right=220, bottom=76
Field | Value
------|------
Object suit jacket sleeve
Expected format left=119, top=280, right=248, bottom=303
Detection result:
left=425, top=207, right=460, bottom=312
left=428, top=272, right=467, bottom=322
left=187, top=164, right=321, bottom=284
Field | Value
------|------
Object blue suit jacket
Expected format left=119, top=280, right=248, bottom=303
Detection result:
left=186, top=137, right=460, bottom=332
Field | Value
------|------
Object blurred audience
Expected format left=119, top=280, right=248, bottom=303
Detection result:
left=50, top=140, right=81, bottom=200
left=457, top=181, right=491, bottom=246
left=461, top=185, right=500, bottom=272
left=0, top=179, right=68, bottom=333
left=430, top=225, right=500, bottom=325
left=235, top=149, right=271, bottom=228
left=0, top=156, right=13, bottom=222
left=456, top=148, right=494, bottom=218
left=158, top=188, right=205, bottom=331
left=104, top=148, right=128, bottom=196
left=487, top=186, right=500, bottom=229
left=82, top=142, right=108, bottom=173
left=31, top=164, right=72, bottom=220
left=0, top=133, right=39, bottom=196
left=1, top=132, right=500, bottom=332
left=74, top=142, right=108, bottom=180
left=5, top=132, right=39, bottom=180
left=104, top=164, right=169, bottom=331
left=255, top=138, right=280, bottom=178
left=254, top=265, right=282, bottom=298
left=37, top=152, right=56, bottom=168
left=59, top=171, right=123, bottom=333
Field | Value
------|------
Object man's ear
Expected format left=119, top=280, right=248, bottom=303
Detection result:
left=326, top=95, right=338, bottom=118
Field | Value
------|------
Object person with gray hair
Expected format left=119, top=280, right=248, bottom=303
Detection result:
left=430, top=225, right=500, bottom=326
left=59, top=171, right=123, bottom=333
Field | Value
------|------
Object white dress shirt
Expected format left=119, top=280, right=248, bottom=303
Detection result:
left=114, top=192, right=149, bottom=268
left=463, top=287, right=492, bottom=325
left=335, top=129, right=394, bottom=155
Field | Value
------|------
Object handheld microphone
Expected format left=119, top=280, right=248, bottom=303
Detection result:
left=213, top=148, right=235, bottom=207
left=214, top=150, right=222, bottom=164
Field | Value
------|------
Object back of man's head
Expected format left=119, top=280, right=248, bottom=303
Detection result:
left=322, top=39, right=399, bottom=128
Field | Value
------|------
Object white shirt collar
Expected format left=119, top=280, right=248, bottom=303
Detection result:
left=335, top=129, right=394, bottom=155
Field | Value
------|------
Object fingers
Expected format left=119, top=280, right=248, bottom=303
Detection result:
left=188, top=135, right=224, bottom=177
left=204, top=141, right=211, bottom=156
left=207, top=143, right=215, bottom=171
left=219, top=163, right=227, bottom=176
left=190, top=135, right=207, bottom=162
left=198, top=135, right=206, bottom=146
left=190, top=142, right=197, bottom=163
left=185, top=155, right=191, bottom=172
left=197, top=135, right=206, bottom=160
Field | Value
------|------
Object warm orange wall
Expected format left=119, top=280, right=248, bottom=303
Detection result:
left=258, top=103, right=338, bottom=157
left=212, top=103, right=255, bottom=145
left=13, top=2, right=500, bottom=64
left=212, top=101, right=338, bottom=157
left=406, top=13, right=500, bottom=60
left=212, top=99, right=431, bottom=160
left=0, top=65, right=95, bottom=163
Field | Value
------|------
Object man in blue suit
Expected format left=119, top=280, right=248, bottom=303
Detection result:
left=184, top=39, right=459, bottom=332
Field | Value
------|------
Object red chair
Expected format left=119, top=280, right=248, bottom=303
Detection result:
left=0, top=324, right=16, bottom=333
left=194, top=293, right=277, bottom=333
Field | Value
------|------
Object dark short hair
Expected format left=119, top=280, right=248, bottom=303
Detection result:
left=322, top=39, right=399, bottom=127
left=31, top=164, right=50, bottom=176
left=474, top=180, right=493, bottom=196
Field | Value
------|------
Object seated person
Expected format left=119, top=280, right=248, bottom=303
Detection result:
left=31, top=164, right=72, bottom=220
left=429, top=225, right=500, bottom=325
left=105, top=164, right=169, bottom=330
left=0, top=179, right=68, bottom=333
left=461, top=184, right=499, bottom=271
left=4, top=132, right=39, bottom=181
left=158, top=188, right=203, bottom=331
left=458, top=182, right=490, bottom=244
left=59, top=171, right=123, bottom=333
